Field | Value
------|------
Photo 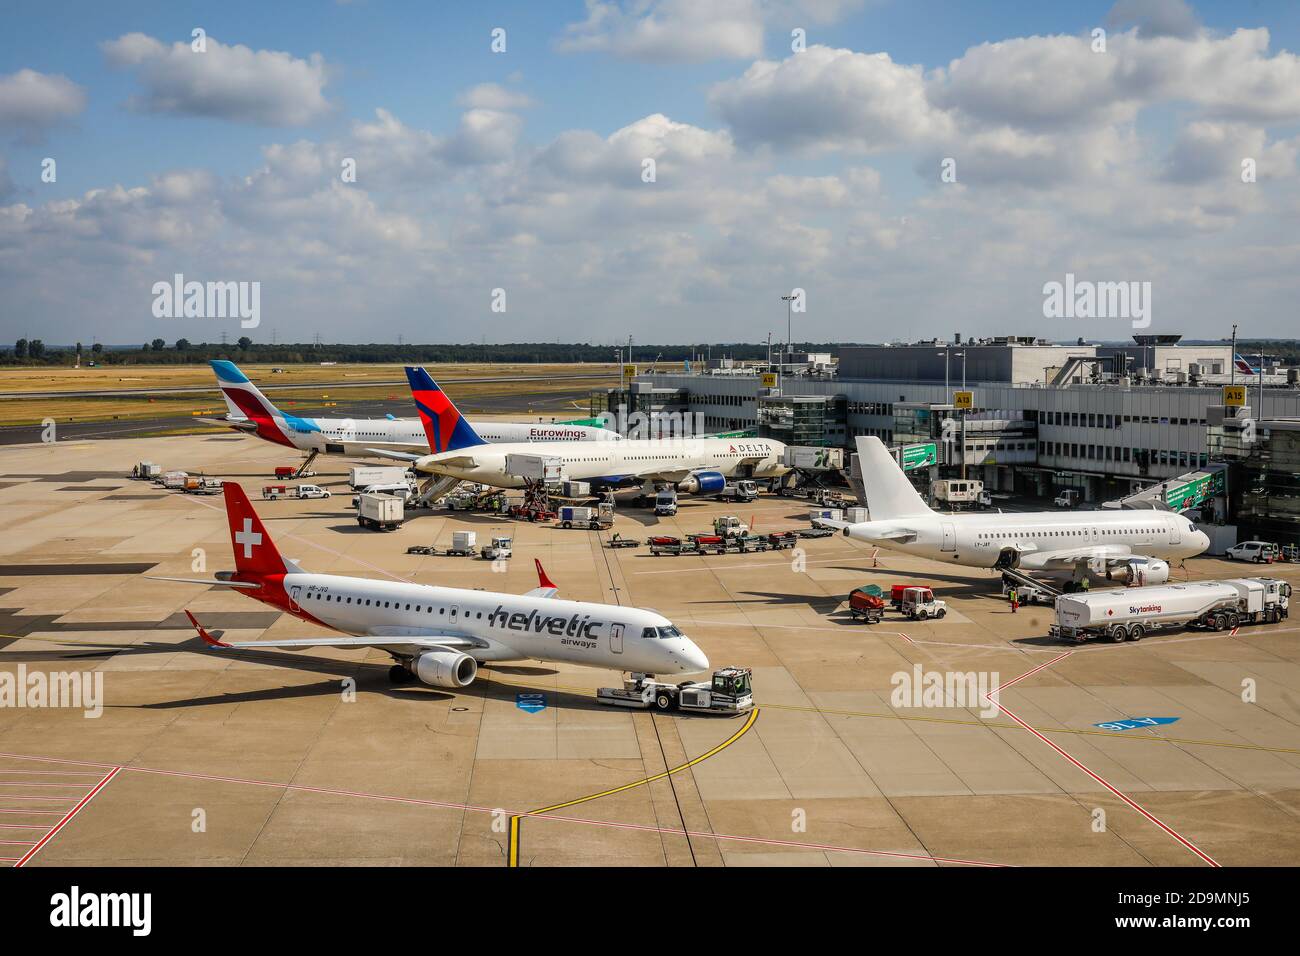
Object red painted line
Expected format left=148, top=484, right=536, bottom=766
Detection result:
left=0, top=795, right=79, bottom=801
left=1229, top=626, right=1240, bottom=637
left=0, top=857, right=22, bottom=861
left=986, top=656, right=1220, bottom=868
left=0, top=771, right=103, bottom=776
left=13, top=767, right=119, bottom=867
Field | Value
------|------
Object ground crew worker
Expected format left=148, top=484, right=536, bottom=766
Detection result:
left=1081, top=577, right=1090, bottom=592
left=1009, top=586, right=1018, bottom=612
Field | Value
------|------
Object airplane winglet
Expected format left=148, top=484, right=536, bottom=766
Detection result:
left=534, top=559, right=557, bottom=591
left=185, top=609, right=231, bottom=648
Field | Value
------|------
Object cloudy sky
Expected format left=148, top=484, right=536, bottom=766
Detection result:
left=1, top=0, right=1298, bottom=346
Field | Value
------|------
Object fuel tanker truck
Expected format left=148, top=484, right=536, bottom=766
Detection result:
left=1049, top=578, right=1290, bottom=643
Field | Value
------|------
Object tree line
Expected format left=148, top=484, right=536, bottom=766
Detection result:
left=0, top=340, right=854, bottom=367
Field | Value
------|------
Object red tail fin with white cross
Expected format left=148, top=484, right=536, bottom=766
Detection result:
left=223, top=482, right=289, bottom=577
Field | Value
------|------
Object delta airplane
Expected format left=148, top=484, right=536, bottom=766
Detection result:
left=156, top=483, right=709, bottom=687
left=208, top=360, right=620, bottom=463
left=834, top=436, right=1210, bottom=587
left=392, top=366, right=791, bottom=493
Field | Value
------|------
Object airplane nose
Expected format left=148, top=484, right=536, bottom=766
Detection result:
left=676, top=639, right=710, bottom=673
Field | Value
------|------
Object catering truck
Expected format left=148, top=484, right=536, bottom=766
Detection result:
left=1050, top=577, right=1290, bottom=643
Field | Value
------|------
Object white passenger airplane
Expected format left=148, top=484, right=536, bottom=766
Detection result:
left=209, top=360, right=620, bottom=462
left=156, top=483, right=709, bottom=687
left=835, top=436, right=1211, bottom=587
left=393, top=366, right=790, bottom=494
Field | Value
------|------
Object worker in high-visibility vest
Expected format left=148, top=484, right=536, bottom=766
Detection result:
left=1009, top=586, right=1018, bottom=613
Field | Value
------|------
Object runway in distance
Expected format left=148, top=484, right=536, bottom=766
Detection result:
left=156, top=483, right=709, bottom=687
left=835, top=436, right=1211, bottom=586
left=396, top=366, right=791, bottom=494
left=208, top=359, right=621, bottom=461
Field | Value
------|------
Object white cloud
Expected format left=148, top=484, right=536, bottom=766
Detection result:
left=458, top=83, right=535, bottom=111
left=711, top=45, right=953, bottom=152
left=101, top=33, right=332, bottom=126
left=0, top=69, right=87, bottom=140
left=558, top=0, right=765, bottom=62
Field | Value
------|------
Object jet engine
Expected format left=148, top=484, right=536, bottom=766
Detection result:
left=1124, top=557, right=1170, bottom=585
left=678, top=470, right=725, bottom=494
left=413, top=650, right=478, bottom=688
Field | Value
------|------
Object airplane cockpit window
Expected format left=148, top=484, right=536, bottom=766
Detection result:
left=642, top=627, right=657, bottom=639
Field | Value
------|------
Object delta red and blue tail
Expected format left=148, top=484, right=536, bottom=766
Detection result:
left=405, top=366, right=486, bottom=453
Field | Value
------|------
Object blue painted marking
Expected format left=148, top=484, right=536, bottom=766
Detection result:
left=281, top=413, right=321, bottom=434
left=1093, top=716, right=1180, bottom=732
left=210, top=359, right=251, bottom=384
left=516, top=693, right=547, bottom=714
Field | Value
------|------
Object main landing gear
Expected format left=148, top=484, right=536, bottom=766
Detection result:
left=388, top=664, right=416, bottom=684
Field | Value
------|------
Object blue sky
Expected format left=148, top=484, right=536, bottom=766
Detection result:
left=2, top=1, right=1300, bottom=345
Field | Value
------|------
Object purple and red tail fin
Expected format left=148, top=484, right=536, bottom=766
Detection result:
left=405, top=366, right=486, bottom=453
left=223, top=482, right=289, bottom=578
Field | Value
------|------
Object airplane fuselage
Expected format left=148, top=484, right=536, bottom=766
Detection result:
left=416, top=438, right=790, bottom=489
left=848, top=509, right=1209, bottom=568
left=255, top=571, right=705, bottom=675
left=249, top=413, right=619, bottom=456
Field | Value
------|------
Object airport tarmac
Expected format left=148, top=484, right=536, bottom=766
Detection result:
left=2, top=434, right=1300, bottom=867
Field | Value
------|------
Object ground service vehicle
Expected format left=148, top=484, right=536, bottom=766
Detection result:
left=480, top=536, right=513, bottom=560
left=351, top=482, right=415, bottom=507
left=654, top=489, right=678, bottom=516
left=713, top=515, right=749, bottom=539
left=559, top=503, right=614, bottom=529
left=932, top=479, right=990, bottom=510
left=161, top=471, right=189, bottom=489
left=446, top=531, right=477, bottom=556
left=1001, top=577, right=1054, bottom=605
left=1054, top=489, right=1082, bottom=508
left=184, top=476, right=223, bottom=495
left=1227, top=540, right=1276, bottom=563
left=348, top=466, right=410, bottom=491
left=900, top=586, right=947, bottom=620
left=848, top=585, right=886, bottom=623
left=607, top=533, right=639, bottom=549
left=717, top=480, right=758, bottom=502
left=596, top=666, right=753, bottom=713
left=262, top=484, right=331, bottom=500
left=356, top=493, right=404, bottom=530
left=132, top=461, right=162, bottom=480
left=1050, top=577, right=1291, bottom=643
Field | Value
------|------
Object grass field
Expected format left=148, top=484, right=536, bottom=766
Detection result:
left=0, top=363, right=620, bottom=426
left=0, top=361, right=620, bottom=394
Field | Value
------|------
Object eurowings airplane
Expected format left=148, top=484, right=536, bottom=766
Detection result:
left=833, top=436, right=1210, bottom=586
left=393, top=366, right=791, bottom=493
left=156, top=482, right=709, bottom=687
left=208, top=360, right=621, bottom=460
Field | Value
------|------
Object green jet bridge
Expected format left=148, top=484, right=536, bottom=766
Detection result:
left=1103, top=466, right=1226, bottom=512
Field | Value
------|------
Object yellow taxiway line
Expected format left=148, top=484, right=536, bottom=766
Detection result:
left=508, top=707, right=759, bottom=867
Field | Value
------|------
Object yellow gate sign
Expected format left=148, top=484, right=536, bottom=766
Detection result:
left=953, top=390, right=973, bottom=410
left=622, top=364, right=637, bottom=386
left=760, top=372, right=778, bottom=388
left=1222, top=385, right=1247, bottom=407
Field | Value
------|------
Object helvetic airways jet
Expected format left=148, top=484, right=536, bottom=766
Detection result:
left=398, top=366, right=791, bottom=493
left=834, top=436, right=1210, bottom=586
left=208, top=359, right=621, bottom=460
left=156, top=482, right=709, bottom=687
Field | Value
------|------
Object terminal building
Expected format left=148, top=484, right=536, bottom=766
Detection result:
left=596, top=334, right=1300, bottom=541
